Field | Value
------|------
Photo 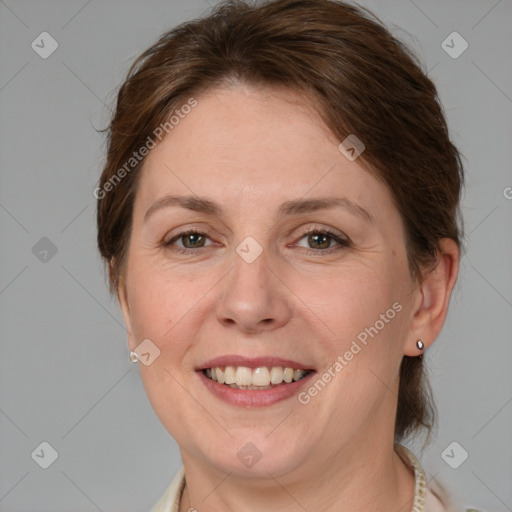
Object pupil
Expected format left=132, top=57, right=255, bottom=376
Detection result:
left=310, top=233, right=329, bottom=249
left=185, top=233, right=203, bottom=247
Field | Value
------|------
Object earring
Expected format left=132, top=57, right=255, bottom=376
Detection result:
left=129, top=351, right=139, bottom=363
left=416, top=340, right=424, bottom=351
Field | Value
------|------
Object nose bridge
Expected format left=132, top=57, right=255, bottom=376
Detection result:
left=217, top=234, right=291, bottom=332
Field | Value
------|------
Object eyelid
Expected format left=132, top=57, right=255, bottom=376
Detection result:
left=163, top=224, right=214, bottom=242
left=293, top=223, right=347, bottom=240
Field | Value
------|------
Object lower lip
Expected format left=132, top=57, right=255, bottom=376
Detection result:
left=197, top=370, right=316, bottom=407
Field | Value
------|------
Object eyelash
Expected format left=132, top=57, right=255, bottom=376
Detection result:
left=163, top=227, right=351, bottom=256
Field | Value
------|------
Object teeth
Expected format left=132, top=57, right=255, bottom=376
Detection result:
left=253, top=367, right=271, bottom=386
left=293, top=369, right=303, bottom=381
left=283, top=367, right=294, bottom=383
left=235, top=366, right=253, bottom=386
left=224, top=366, right=236, bottom=385
left=204, top=366, right=310, bottom=387
left=270, top=367, right=284, bottom=384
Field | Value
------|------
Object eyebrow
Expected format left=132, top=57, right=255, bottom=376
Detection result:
left=144, top=194, right=373, bottom=223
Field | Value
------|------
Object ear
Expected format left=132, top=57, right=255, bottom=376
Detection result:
left=116, top=267, right=136, bottom=352
left=403, top=238, right=460, bottom=356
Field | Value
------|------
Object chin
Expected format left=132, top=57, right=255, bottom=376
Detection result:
left=199, top=434, right=308, bottom=479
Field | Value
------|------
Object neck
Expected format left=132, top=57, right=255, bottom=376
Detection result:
left=178, top=437, right=415, bottom=512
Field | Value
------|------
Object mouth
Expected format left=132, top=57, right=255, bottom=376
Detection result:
left=202, top=365, right=314, bottom=390
left=196, top=356, right=316, bottom=407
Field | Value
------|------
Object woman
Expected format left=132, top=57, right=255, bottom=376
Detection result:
left=96, top=0, right=475, bottom=510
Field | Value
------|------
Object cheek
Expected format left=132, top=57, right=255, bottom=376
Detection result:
left=128, top=280, right=173, bottom=339
left=125, top=254, right=178, bottom=346
left=125, top=266, right=200, bottom=428
left=291, top=262, right=403, bottom=351
left=125, top=257, right=215, bottom=357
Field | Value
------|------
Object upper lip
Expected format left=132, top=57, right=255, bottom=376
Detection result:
left=197, top=355, right=315, bottom=370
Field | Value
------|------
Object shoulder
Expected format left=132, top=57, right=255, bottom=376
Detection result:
left=425, top=478, right=458, bottom=511
left=150, top=466, right=186, bottom=512
left=396, top=443, right=483, bottom=512
left=426, top=478, right=485, bottom=512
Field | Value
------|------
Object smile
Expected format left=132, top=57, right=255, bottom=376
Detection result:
left=197, top=355, right=316, bottom=406
left=203, top=366, right=313, bottom=389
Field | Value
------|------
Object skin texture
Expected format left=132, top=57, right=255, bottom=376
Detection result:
left=117, top=83, right=459, bottom=512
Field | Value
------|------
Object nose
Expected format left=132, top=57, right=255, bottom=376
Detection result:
left=216, top=244, right=293, bottom=334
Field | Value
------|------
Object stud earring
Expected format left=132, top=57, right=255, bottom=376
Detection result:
left=129, top=351, right=139, bottom=363
left=416, top=340, right=424, bottom=351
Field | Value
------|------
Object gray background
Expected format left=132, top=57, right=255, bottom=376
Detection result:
left=0, top=0, right=511, bottom=511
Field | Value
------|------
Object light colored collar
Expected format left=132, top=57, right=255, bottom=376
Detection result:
left=395, top=443, right=428, bottom=511
left=150, top=466, right=185, bottom=512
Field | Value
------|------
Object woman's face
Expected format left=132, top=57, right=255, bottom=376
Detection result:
left=119, top=84, right=422, bottom=479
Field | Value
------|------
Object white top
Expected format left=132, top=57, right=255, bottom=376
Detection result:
left=150, top=444, right=478, bottom=512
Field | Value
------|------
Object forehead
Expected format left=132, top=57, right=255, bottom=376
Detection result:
left=133, top=84, right=397, bottom=226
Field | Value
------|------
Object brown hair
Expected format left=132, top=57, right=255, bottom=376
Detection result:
left=96, top=0, right=464, bottom=443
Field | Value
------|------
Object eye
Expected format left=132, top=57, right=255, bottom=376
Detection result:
left=163, top=227, right=350, bottom=256
left=294, top=228, right=350, bottom=255
left=163, top=229, right=214, bottom=253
